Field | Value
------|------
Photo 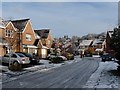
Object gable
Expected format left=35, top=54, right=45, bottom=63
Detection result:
left=47, top=33, right=52, bottom=40
left=22, top=20, right=36, bottom=45
left=34, top=29, right=50, bottom=39
left=6, top=22, right=16, bottom=31
left=11, top=19, right=29, bottom=32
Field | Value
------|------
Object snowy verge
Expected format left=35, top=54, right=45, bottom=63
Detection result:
left=83, top=61, right=119, bottom=88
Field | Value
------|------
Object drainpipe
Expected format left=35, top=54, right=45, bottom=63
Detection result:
left=19, top=31, right=22, bottom=52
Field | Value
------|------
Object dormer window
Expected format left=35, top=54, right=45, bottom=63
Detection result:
left=6, top=30, right=13, bottom=38
left=26, top=34, right=31, bottom=41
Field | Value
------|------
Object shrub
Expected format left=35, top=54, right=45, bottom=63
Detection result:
left=50, top=57, right=63, bottom=63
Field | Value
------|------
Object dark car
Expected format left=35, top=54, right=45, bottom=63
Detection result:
left=16, top=52, right=40, bottom=64
left=101, top=53, right=112, bottom=62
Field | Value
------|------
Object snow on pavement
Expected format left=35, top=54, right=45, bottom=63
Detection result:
left=83, top=61, right=119, bottom=88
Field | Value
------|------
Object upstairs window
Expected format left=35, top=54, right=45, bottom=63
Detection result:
left=6, top=30, right=13, bottom=38
left=48, top=40, right=51, bottom=45
left=26, top=34, right=31, bottom=41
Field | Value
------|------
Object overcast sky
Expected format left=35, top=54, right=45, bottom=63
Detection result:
left=2, top=2, right=118, bottom=38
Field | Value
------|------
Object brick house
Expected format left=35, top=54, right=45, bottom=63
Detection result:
left=4, top=19, right=37, bottom=55
left=79, top=40, right=93, bottom=51
left=34, top=29, right=53, bottom=58
left=92, top=39, right=106, bottom=54
left=34, top=29, right=52, bottom=48
left=106, top=31, right=113, bottom=54
left=0, top=20, right=8, bottom=56
left=3, top=20, right=18, bottom=53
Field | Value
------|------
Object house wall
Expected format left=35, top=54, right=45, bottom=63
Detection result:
left=37, top=40, right=43, bottom=58
left=5, top=22, right=18, bottom=53
left=38, top=48, right=42, bottom=58
left=106, top=32, right=111, bottom=53
left=0, top=27, right=6, bottom=56
left=38, top=48, right=48, bottom=59
left=22, top=21, right=35, bottom=45
left=21, top=21, right=36, bottom=54
left=0, top=45, right=7, bottom=56
left=0, top=28, right=5, bottom=38
left=41, top=39, right=46, bottom=46
left=46, top=33, right=52, bottom=48
left=102, top=40, right=106, bottom=52
left=96, top=44, right=102, bottom=48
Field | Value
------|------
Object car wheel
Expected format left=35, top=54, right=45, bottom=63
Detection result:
left=35, top=60, right=39, bottom=64
left=12, top=61, right=22, bottom=71
left=102, top=59, right=105, bottom=62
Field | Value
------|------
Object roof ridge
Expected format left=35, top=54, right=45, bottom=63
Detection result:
left=11, top=18, right=30, bottom=22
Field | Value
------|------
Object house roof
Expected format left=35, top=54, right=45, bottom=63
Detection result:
left=79, top=40, right=93, bottom=46
left=107, top=31, right=113, bottom=38
left=34, top=29, right=50, bottom=39
left=0, top=24, right=5, bottom=28
left=3, top=19, right=29, bottom=32
left=2, top=20, right=9, bottom=26
left=35, top=33, right=40, bottom=39
left=34, top=39, right=40, bottom=46
left=0, top=18, right=5, bottom=28
left=11, top=19, right=29, bottom=32
left=92, top=39, right=104, bottom=46
left=62, top=42, right=71, bottom=49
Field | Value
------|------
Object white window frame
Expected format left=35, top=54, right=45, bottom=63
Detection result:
left=26, top=34, right=31, bottom=41
left=6, top=30, right=13, bottom=38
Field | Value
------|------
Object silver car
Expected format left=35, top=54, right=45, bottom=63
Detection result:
left=2, top=53, right=30, bottom=65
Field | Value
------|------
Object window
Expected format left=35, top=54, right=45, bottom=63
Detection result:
left=11, top=54, right=17, bottom=58
left=6, top=30, right=13, bottom=37
left=26, top=34, right=31, bottom=41
left=48, top=40, right=51, bottom=45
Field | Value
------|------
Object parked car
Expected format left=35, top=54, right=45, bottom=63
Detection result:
left=101, top=53, right=112, bottom=62
left=67, top=53, right=74, bottom=60
left=2, top=53, right=30, bottom=65
left=59, top=56, right=67, bottom=61
left=61, top=52, right=74, bottom=60
left=47, top=54, right=67, bottom=61
left=47, top=54, right=56, bottom=60
left=16, top=52, right=40, bottom=64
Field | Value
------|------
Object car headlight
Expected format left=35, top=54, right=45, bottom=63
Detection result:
left=32, top=59, right=35, bottom=60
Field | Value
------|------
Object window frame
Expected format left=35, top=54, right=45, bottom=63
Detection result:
left=5, top=29, right=13, bottom=38
left=26, top=34, right=31, bottom=41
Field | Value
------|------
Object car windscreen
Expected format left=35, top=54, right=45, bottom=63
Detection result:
left=17, top=53, right=25, bottom=57
left=24, top=53, right=32, bottom=57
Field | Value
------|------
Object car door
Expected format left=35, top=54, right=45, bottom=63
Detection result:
left=11, top=54, right=17, bottom=63
left=3, top=54, right=10, bottom=63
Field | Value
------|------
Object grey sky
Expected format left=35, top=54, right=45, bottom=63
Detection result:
left=2, top=2, right=118, bottom=38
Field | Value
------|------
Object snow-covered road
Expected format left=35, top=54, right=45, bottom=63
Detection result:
left=1, top=56, right=82, bottom=83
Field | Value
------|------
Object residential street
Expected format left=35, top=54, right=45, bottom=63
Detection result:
left=2, top=58, right=99, bottom=88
